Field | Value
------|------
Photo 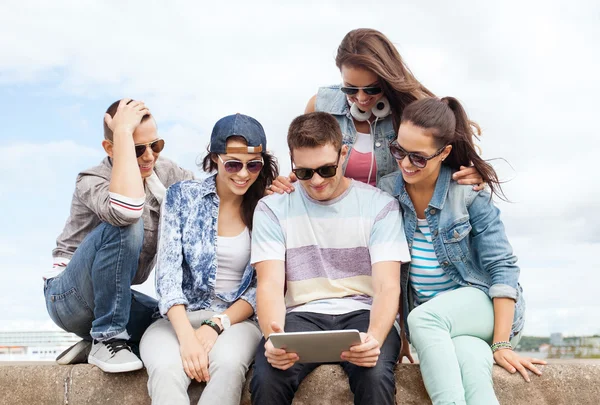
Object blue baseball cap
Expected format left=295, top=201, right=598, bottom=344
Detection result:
left=209, top=113, right=267, bottom=154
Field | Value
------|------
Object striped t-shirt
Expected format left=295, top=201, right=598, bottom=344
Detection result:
left=251, top=180, right=411, bottom=314
left=410, top=218, right=460, bottom=305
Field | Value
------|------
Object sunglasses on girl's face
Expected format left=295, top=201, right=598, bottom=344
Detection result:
left=389, top=140, right=447, bottom=169
left=218, top=155, right=264, bottom=174
left=134, top=139, right=165, bottom=158
left=291, top=150, right=341, bottom=180
left=340, top=86, right=383, bottom=96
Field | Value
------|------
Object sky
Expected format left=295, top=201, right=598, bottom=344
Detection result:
left=0, top=0, right=598, bottom=337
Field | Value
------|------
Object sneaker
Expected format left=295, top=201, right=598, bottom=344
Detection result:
left=56, top=340, right=92, bottom=365
left=88, top=338, right=143, bottom=373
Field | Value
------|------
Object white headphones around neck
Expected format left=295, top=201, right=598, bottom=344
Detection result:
left=349, top=96, right=391, bottom=122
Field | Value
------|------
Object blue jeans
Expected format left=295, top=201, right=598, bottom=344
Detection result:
left=44, top=220, right=157, bottom=342
left=251, top=310, right=400, bottom=405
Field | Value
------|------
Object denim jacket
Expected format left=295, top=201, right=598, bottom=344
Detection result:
left=316, top=85, right=399, bottom=183
left=155, top=175, right=257, bottom=317
left=379, top=165, right=525, bottom=338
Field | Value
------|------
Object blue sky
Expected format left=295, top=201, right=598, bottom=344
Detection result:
left=1, top=0, right=599, bottom=336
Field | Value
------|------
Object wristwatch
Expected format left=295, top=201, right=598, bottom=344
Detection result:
left=212, top=314, right=231, bottom=331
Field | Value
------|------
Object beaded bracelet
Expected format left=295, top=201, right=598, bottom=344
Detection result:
left=491, top=341, right=512, bottom=352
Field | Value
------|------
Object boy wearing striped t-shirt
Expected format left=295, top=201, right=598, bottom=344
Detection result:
left=44, top=99, right=193, bottom=373
left=250, top=112, right=411, bottom=405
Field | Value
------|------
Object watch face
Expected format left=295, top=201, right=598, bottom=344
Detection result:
left=215, top=315, right=231, bottom=329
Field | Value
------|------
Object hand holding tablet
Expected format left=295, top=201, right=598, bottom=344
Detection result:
left=269, top=329, right=362, bottom=363
left=264, top=322, right=300, bottom=371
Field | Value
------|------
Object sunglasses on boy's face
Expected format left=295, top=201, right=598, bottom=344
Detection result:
left=218, top=155, right=264, bottom=174
left=389, top=140, right=447, bottom=169
left=340, top=86, right=383, bottom=96
left=291, top=150, right=341, bottom=181
left=134, top=139, right=165, bottom=158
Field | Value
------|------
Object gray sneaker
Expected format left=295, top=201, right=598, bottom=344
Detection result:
left=56, top=340, right=92, bottom=365
left=88, top=338, right=143, bottom=373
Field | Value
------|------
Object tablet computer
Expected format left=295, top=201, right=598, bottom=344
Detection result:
left=269, top=329, right=362, bottom=363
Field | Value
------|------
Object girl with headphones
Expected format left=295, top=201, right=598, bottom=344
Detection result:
left=270, top=28, right=483, bottom=193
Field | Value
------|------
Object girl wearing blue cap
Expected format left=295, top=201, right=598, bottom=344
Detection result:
left=140, top=114, right=278, bottom=405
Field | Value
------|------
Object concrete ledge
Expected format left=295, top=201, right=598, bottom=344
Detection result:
left=1, top=362, right=599, bottom=404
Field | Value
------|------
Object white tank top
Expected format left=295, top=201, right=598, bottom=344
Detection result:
left=352, top=131, right=372, bottom=153
left=215, top=227, right=250, bottom=294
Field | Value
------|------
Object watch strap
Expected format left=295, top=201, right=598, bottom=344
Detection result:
left=200, top=319, right=223, bottom=335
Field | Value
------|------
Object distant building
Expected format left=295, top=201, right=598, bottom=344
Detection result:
left=0, top=331, right=80, bottom=361
left=582, top=337, right=600, bottom=348
left=550, top=332, right=563, bottom=346
left=548, top=334, right=600, bottom=359
left=538, top=343, right=551, bottom=353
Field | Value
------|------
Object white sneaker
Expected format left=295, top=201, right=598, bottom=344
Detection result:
left=88, top=338, right=143, bottom=373
left=56, top=340, right=92, bottom=365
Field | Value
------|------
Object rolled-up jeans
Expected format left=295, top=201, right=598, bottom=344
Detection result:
left=407, top=287, right=522, bottom=405
left=44, top=220, right=157, bottom=343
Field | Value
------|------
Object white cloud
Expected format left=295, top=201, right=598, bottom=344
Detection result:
left=3, top=140, right=100, bottom=162
left=0, top=243, right=19, bottom=257
left=0, top=320, right=61, bottom=332
left=0, top=141, right=105, bottom=241
left=0, top=0, right=598, bottom=336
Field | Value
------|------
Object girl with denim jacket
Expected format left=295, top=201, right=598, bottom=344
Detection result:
left=140, top=114, right=278, bottom=405
left=378, top=97, right=546, bottom=404
left=270, top=28, right=482, bottom=193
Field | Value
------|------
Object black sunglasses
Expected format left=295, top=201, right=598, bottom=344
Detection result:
left=389, top=140, right=447, bottom=169
left=135, top=139, right=165, bottom=158
left=218, top=155, right=264, bottom=174
left=340, top=86, right=383, bottom=96
left=291, top=150, right=341, bottom=180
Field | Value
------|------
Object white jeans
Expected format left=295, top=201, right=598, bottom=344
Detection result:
left=140, top=310, right=261, bottom=405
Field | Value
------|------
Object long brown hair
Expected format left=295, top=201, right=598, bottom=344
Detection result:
left=401, top=97, right=506, bottom=200
left=201, top=138, right=279, bottom=230
left=336, top=29, right=435, bottom=130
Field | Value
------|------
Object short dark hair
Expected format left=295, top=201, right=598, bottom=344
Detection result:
left=103, top=99, right=153, bottom=141
left=287, top=112, right=342, bottom=154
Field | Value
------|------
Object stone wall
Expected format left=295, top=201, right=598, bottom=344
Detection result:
left=1, top=362, right=599, bottom=404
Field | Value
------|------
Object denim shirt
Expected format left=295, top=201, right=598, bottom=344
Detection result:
left=155, top=175, right=257, bottom=317
left=379, top=166, right=526, bottom=338
left=316, top=85, right=399, bottom=183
